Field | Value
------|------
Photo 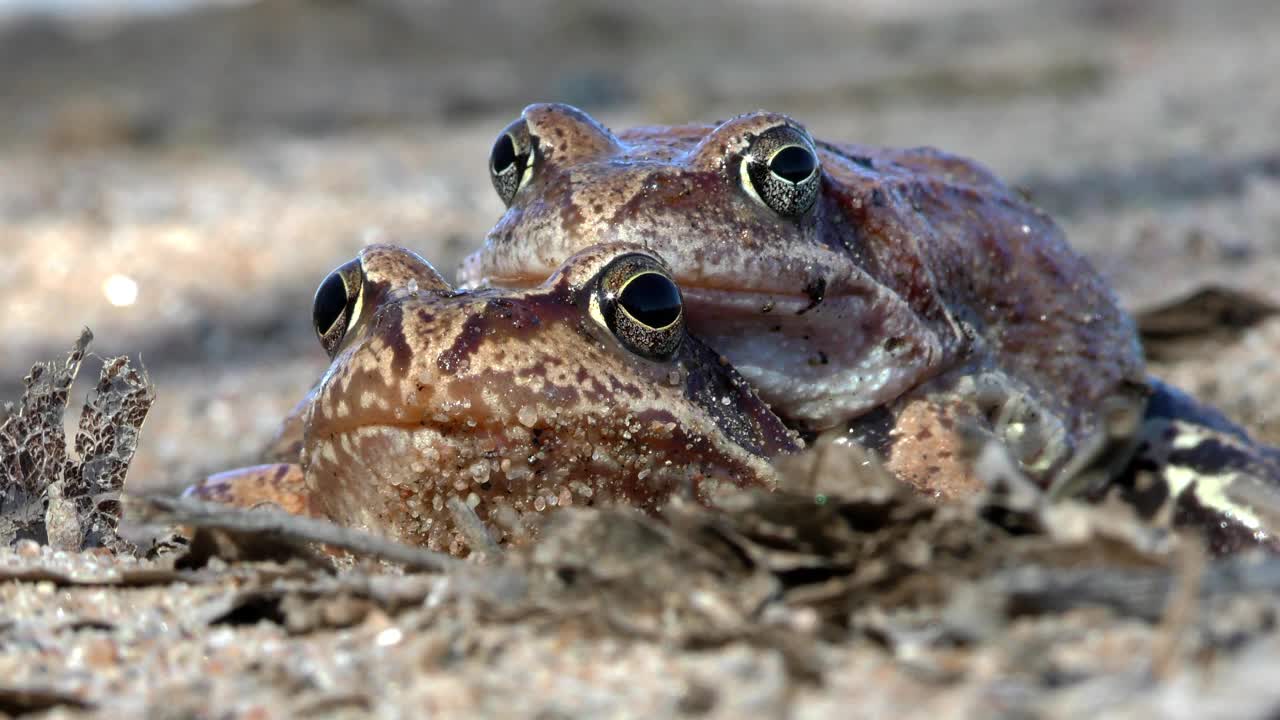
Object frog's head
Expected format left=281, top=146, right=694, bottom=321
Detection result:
left=461, top=103, right=950, bottom=428
left=304, top=242, right=799, bottom=554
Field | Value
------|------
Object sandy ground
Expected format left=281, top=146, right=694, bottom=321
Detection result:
left=2, top=0, right=1280, bottom=716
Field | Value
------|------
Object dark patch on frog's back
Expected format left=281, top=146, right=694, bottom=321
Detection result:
left=605, top=170, right=730, bottom=230
left=272, top=464, right=292, bottom=483
left=361, top=278, right=395, bottom=310
left=414, top=307, right=437, bottom=329
left=434, top=285, right=579, bottom=374
left=436, top=312, right=484, bottom=374
left=555, top=176, right=587, bottom=239
left=373, top=304, right=414, bottom=377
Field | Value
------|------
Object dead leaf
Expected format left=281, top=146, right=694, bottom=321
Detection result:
left=1137, top=286, right=1280, bottom=361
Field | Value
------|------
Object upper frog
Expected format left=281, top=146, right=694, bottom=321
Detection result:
left=192, top=243, right=799, bottom=554
left=460, top=104, right=1146, bottom=488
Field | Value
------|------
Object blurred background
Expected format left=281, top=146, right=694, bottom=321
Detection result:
left=1, top=0, right=1277, bottom=491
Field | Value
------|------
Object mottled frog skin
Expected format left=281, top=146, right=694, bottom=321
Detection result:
left=461, top=103, right=1145, bottom=496
left=189, top=107, right=1280, bottom=557
left=192, top=243, right=799, bottom=554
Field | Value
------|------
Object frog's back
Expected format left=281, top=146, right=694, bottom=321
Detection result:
left=818, top=140, right=1146, bottom=440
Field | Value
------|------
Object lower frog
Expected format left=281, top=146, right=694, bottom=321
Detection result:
left=189, top=243, right=799, bottom=554
left=189, top=242, right=1279, bottom=555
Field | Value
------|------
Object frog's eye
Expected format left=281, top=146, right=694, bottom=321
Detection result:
left=739, top=125, right=821, bottom=217
left=313, top=259, right=363, bottom=358
left=489, top=118, right=536, bottom=207
left=590, top=254, right=684, bottom=361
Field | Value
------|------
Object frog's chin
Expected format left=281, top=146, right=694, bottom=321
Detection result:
left=304, top=418, right=778, bottom=556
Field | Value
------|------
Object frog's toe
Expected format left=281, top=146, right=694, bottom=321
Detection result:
left=185, top=463, right=318, bottom=517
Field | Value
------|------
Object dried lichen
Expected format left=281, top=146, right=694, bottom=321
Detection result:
left=0, top=329, right=154, bottom=553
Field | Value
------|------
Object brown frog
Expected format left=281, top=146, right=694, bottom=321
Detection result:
left=460, top=103, right=1146, bottom=497
left=191, top=243, right=799, bottom=554
left=459, top=104, right=1280, bottom=554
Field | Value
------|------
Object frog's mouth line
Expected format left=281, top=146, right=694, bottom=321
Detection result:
left=678, top=285, right=839, bottom=316
left=310, top=382, right=779, bottom=473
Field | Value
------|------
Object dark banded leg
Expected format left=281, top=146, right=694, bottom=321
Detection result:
left=1112, top=378, right=1280, bottom=554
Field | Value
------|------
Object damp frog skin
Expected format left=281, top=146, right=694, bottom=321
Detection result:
left=461, top=104, right=1280, bottom=552
left=191, top=243, right=799, bottom=554
left=461, top=103, right=1147, bottom=495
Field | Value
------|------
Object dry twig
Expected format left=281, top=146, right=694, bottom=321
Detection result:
left=135, top=495, right=465, bottom=573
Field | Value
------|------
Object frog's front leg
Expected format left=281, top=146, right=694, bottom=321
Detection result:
left=845, top=369, right=1078, bottom=499
left=185, top=463, right=321, bottom=518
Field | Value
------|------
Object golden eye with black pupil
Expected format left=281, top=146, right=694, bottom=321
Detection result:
left=312, top=258, right=362, bottom=358
left=590, top=254, right=685, bottom=361
left=769, top=145, right=818, bottom=183
left=489, top=118, right=536, bottom=207
left=619, top=273, right=682, bottom=329
left=740, top=125, right=821, bottom=217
